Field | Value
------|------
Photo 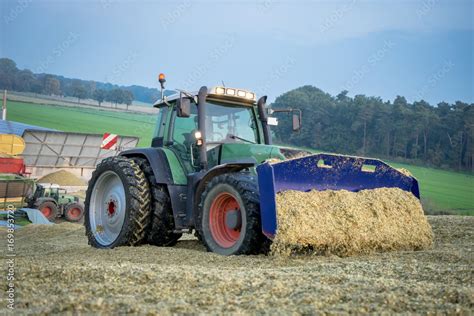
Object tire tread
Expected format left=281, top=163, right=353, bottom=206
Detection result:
left=84, top=156, right=151, bottom=248
left=197, top=173, right=267, bottom=255
left=133, top=157, right=181, bottom=246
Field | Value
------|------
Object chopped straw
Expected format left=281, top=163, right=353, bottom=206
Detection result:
left=38, top=170, right=86, bottom=186
left=272, top=187, right=433, bottom=256
left=396, top=168, right=413, bottom=177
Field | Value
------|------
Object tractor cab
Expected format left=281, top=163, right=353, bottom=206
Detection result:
left=42, top=184, right=76, bottom=204
left=151, top=86, right=300, bottom=172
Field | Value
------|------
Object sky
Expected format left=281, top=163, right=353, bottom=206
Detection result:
left=1, top=0, right=473, bottom=104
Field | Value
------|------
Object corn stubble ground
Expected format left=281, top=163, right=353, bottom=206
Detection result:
left=1, top=216, right=472, bottom=315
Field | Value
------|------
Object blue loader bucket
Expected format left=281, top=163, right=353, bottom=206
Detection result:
left=256, top=153, right=420, bottom=239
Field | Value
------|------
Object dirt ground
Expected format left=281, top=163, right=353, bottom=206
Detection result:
left=1, top=216, right=472, bottom=315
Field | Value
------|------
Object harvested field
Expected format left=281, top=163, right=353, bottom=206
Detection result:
left=273, top=188, right=433, bottom=256
left=0, top=216, right=472, bottom=314
left=37, top=170, right=86, bottom=186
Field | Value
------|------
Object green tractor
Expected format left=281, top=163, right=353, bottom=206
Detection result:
left=0, top=173, right=84, bottom=222
left=84, top=83, right=420, bottom=255
left=85, top=84, right=302, bottom=255
left=29, top=184, right=84, bottom=222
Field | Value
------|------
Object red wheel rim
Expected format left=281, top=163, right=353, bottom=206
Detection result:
left=41, top=206, right=52, bottom=218
left=209, top=192, right=241, bottom=248
left=68, top=208, right=81, bottom=220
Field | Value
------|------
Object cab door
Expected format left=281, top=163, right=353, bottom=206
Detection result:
left=167, top=105, right=199, bottom=174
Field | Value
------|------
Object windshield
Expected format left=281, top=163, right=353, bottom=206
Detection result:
left=205, top=102, right=259, bottom=143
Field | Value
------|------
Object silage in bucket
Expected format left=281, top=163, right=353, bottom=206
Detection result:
left=271, top=187, right=433, bottom=256
left=256, top=153, right=433, bottom=256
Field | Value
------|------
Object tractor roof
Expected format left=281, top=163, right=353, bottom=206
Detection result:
left=153, top=91, right=194, bottom=108
left=153, top=86, right=257, bottom=108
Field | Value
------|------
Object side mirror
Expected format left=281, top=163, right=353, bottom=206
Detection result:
left=292, top=112, right=301, bottom=131
left=177, top=97, right=191, bottom=118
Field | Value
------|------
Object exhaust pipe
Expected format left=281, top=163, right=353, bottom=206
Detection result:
left=257, top=96, right=271, bottom=145
left=197, top=86, right=208, bottom=170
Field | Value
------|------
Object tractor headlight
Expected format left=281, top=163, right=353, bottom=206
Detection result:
left=194, top=130, right=203, bottom=146
left=237, top=90, right=246, bottom=97
left=208, top=86, right=257, bottom=103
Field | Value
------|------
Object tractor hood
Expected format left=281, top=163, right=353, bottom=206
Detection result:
left=218, top=143, right=285, bottom=166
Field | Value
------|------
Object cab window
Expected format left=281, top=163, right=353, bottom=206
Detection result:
left=172, top=105, right=198, bottom=146
left=153, top=107, right=169, bottom=139
left=206, top=102, right=259, bottom=143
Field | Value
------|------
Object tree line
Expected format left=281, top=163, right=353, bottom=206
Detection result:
left=2, top=58, right=472, bottom=172
left=0, top=58, right=161, bottom=106
left=272, top=86, right=474, bottom=173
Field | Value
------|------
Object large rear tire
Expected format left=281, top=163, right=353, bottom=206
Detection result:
left=197, top=173, right=266, bottom=255
left=84, top=157, right=151, bottom=248
left=133, top=157, right=182, bottom=246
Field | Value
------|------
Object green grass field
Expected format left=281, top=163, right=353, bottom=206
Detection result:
left=388, top=162, right=473, bottom=215
left=7, top=100, right=155, bottom=146
left=8, top=100, right=474, bottom=215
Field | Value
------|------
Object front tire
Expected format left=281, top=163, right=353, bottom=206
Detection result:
left=197, top=173, right=265, bottom=255
left=64, top=203, right=84, bottom=222
left=84, top=157, right=151, bottom=248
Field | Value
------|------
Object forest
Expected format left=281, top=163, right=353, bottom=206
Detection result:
left=272, top=86, right=473, bottom=172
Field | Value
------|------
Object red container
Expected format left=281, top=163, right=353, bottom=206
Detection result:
left=0, top=157, right=26, bottom=174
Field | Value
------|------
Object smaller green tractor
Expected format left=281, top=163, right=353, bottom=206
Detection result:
left=28, top=184, right=84, bottom=222
left=1, top=174, right=84, bottom=222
